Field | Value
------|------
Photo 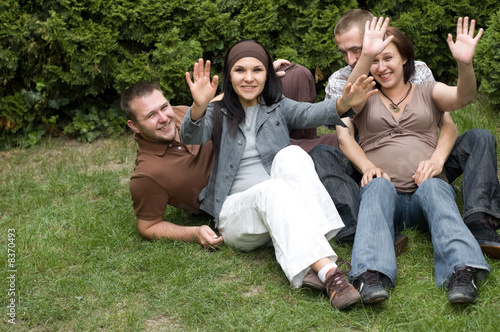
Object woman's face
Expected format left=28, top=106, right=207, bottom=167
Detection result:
left=370, top=42, right=407, bottom=89
left=230, top=57, right=267, bottom=108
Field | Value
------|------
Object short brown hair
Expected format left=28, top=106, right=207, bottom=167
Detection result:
left=120, top=82, right=163, bottom=122
left=334, top=9, right=375, bottom=37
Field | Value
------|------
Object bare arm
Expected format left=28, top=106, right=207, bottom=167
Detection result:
left=432, top=17, right=483, bottom=112
left=136, top=218, right=223, bottom=249
left=347, top=17, right=394, bottom=112
left=336, top=118, right=391, bottom=187
left=347, top=17, right=394, bottom=86
left=412, top=113, right=458, bottom=185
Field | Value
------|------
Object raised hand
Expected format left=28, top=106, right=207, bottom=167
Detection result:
left=185, top=59, right=219, bottom=116
left=340, top=74, right=378, bottom=109
left=447, top=17, right=483, bottom=65
left=362, top=17, right=394, bottom=58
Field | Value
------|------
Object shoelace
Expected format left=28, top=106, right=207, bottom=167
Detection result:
left=363, top=271, right=383, bottom=287
left=453, top=267, right=476, bottom=286
left=325, top=260, right=352, bottom=293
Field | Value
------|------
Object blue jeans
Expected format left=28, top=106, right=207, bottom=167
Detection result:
left=350, top=177, right=490, bottom=288
left=309, top=145, right=361, bottom=239
left=444, top=129, right=500, bottom=221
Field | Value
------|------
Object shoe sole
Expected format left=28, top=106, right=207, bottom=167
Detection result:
left=333, top=293, right=361, bottom=310
left=302, top=281, right=325, bottom=293
left=448, top=295, right=477, bottom=304
left=479, top=244, right=500, bottom=259
left=394, top=235, right=409, bottom=257
left=362, top=291, right=389, bottom=305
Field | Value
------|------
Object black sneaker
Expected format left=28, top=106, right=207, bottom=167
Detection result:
left=466, top=219, right=500, bottom=259
left=352, top=270, right=389, bottom=304
left=448, top=266, right=478, bottom=304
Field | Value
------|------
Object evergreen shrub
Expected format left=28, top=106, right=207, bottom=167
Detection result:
left=1, top=0, right=498, bottom=149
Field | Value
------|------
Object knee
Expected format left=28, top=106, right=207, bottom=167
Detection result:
left=367, top=177, right=393, bottom=190
left=466, top=129, right=497, bottom=149
left=309, top=145, right=345, bottom=165
left=275, top=145, right=312, bottom=165
left=260, top=178, right=291, bottom=198
left=419, top=178, right=454, bottom=197
left=362, top=177, right=395, bottom=196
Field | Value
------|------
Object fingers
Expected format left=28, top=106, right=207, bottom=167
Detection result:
left=212, top=75, right=219, bottom=89
left=196, top=225, right=224, bottom=249
left=185, top=71, right=193, bottom=86
left=356, top=75, right=376, bottom=91
left=361, top=168, right=391, bottom=187
left=456, top=17, right=483, bottom=40
left=273, top=59, right=290, bottom=71
left=369, top=17, right=390, bottom=31
left=474, top=26, right=484, bottom=41
left=457, top=16, right=464, bottom=36
left=191, top=58, right=211, bottom=82
left=203, top=59, right=212, bottom=78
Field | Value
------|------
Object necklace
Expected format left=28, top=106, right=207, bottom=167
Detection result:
left=379, top=83, right=412, bottom=112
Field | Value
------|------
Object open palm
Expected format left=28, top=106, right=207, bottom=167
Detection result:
left=447, top=17, right=483, bottom=65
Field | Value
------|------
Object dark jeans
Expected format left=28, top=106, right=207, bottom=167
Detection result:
left=444, top=129, right=500, bottom=221
left=309, top=145, right=361, bottom=240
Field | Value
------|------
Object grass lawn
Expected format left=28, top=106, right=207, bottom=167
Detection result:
left=0, top=99, right=499, bottom=331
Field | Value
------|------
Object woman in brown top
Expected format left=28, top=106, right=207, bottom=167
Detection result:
left=336, top=17, right=490, bottom=305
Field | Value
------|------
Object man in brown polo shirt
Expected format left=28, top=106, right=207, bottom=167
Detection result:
left=121, top=82, right=221, bottom=249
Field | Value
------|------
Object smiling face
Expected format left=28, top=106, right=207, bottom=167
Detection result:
left=127, top=89, right=178, bottom=143
left=370, top=42, right=407, bottom=90
left=335, top=27, right=364, bottom=68
left=230, top=57, right=267, bottom=108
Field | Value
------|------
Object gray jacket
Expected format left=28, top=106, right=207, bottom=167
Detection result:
left=180, top=96, right=353, bottom=226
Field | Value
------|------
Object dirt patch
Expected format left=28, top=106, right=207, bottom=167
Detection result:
left=144, top=314, right=180, bottom=331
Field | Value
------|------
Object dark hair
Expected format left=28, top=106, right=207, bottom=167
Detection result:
left=383, top=27, right=416, bottom=84
left=121, top=82, right=163, bottom=122
left=212, top=40, right=282, bottom=156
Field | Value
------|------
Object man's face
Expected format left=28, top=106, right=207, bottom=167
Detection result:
left=335, top=27, right=364, bottom=68
left=127, top=89, right=178, bottom=143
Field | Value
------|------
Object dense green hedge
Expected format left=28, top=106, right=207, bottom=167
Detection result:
left=1, top=0, right=499, bottom=149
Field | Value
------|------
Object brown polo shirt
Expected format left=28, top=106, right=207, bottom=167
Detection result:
left=129, top=106, right=214, bottom=221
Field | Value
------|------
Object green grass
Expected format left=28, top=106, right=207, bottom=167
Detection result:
left=1, top=101, right=499, bottom=331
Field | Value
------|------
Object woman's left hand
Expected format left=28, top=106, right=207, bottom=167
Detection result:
left=447, top=17, right=483, bottom=65
left=412, top=159, right=444, bottom=186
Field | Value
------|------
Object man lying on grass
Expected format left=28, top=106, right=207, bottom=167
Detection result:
left=121, top=82, right=221, bottom=248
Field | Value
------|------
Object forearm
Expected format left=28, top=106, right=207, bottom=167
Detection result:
left=432, top=114, right=458, bottom=166
left=456, top=62, right=477, bottom=107
left=190, top=102, right=208, bottom=121
left=336, top=122, right=375, bottom=174
left=338, top=134, right=376, bottom=174
left=137, top=218, right=198, bottom=242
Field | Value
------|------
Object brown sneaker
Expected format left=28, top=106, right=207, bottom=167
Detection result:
left=302, top=270, right=326, bottom=293
left=324, top=263, right=360, bottom=310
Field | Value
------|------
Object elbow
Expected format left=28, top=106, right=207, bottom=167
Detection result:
left=136, top=219, right=161, bottom=241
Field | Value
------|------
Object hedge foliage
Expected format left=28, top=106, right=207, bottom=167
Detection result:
left=1, top=0, right=499, bottom=149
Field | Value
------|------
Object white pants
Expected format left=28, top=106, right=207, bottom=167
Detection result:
left=218, top=146, right=344, bottom=288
